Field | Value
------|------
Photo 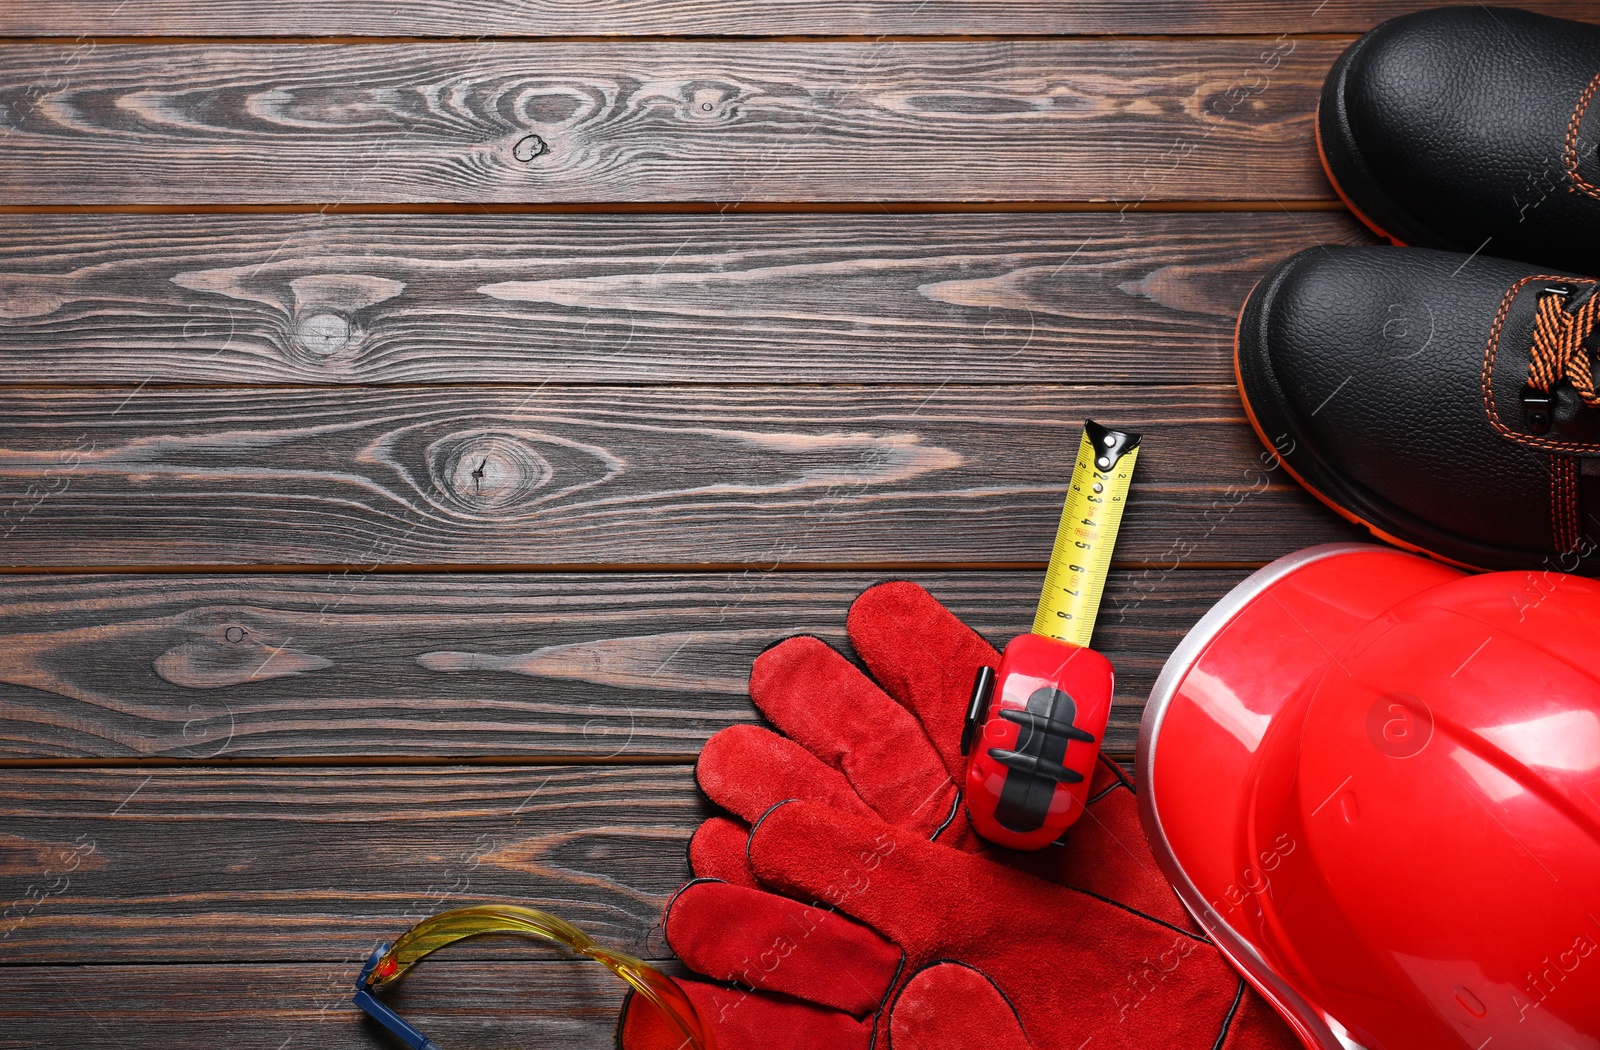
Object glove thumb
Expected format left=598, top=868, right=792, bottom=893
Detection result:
left=888, top=962, right=1032, bottom=1050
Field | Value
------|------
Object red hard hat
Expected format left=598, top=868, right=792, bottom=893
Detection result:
left=1138, top=543, right=1600, bottom=1049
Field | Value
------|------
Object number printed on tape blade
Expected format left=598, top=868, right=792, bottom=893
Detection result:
left=1032, top=420, right=1141, bottom=649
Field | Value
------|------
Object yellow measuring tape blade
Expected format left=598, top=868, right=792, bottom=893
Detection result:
left=1032, top=421, right=1141, bottom=648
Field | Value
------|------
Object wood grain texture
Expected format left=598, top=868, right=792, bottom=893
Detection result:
left=0, top=568, right=1254, bottom=759
left=0, top=384, right=1361, bottom=568
left=0, top=0, right=1593, bottom=37
left=0, top=766, right=699, bottom=964
left=0, top=962, right=638, bottom=1049
left=0, top=2, right=1442, bottom=1039
left=0, top=40, right=1336, bottom=205
left=0, top=212, right=1373, bottom=386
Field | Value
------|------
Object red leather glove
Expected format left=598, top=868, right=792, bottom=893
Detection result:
left=622, top=582, right=1299, bottom=1050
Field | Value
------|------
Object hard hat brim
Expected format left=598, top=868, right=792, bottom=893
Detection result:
left=1136, top=543, right=1466, bottom=1050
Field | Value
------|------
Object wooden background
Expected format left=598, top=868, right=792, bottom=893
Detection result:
left=0, top=2, right=1588, bottom=1045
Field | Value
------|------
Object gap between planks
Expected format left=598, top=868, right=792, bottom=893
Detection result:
left=0, top=560, right=1274, bottom=575
left=0, top=753, right=701, bottom=768
left=0, top=200, right=1354, bottom=216
left=0, top=33, right=1367, bottom=45
left=0, top=33, right=1364, bottom=45
left=0, top=751, right=1137, bottom=767
left=0, top=0, right=1590, bottom=39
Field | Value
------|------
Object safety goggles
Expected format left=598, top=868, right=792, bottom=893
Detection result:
left=353, top=904, right=714, bottom=1049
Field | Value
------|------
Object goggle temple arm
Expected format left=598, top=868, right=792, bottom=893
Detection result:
left=353, top=944, right=439, bottom=1050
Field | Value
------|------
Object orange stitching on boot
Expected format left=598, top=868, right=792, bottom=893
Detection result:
left=1549, top=455, right=1572, bottom=552
left=1483, top=275, right=1600, bottom=451
left=1565, top=70, right=1600, bottom=200
left=1566, top=459, right=1575, bottom=552
left=1572, top=460, right=1583, bottom=553
left=1551, top=454, right=1581, bottom=553
left=1553, top=456, right=1565, bottom=550
left=1551, top=455, right=1562, bottom=548
left=1565, top=458, right=1573, bottom=552
left=1574, top=460, right=1584, bottom=551
left=1565, top=457, right=1576, bottom=552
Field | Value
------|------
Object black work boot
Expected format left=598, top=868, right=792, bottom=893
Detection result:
left=1319, top=6, right=1600, bottom=274
left=1237, top=244, right=1600, bottom=572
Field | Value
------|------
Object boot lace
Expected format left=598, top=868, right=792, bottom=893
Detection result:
left=1527, top=285, right=1600, bottom=407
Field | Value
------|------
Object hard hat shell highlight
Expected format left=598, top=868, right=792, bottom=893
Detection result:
left=1140, top=544, right=1600, bottom=1050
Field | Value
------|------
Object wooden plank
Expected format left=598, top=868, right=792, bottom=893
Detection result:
left=0, top=1, right=1593, bottom=37
left=0, top=568, right=1255, bottom=760
left=0, top=767, right=699, bottom=965
left=0, top=40, right=1338, bottom=205
left=0, top=384, right=1360, bottom=568
left=0, top=212, right=1373, bottom=386
left=0, top=962, right=634, bottom=1049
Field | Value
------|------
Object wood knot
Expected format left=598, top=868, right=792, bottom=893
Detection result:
left=512, top=134, right=549, bottom=162
left=153, top=612, right=332, bottom=690
left=686, top=85, right=738, bottom=121
left=294, top=311, right=352, bottom=355
left=428, top=430, right=553, bottom=514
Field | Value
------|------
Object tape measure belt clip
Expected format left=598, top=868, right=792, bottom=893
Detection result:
left=989, top=684, right=1095, bottom=833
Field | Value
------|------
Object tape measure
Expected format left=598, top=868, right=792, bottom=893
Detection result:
left=961, top=418, right=1142, bottom=851
left=1031, top=420, right=1141, bottom=648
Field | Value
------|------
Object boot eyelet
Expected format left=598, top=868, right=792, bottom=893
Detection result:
left=1522, top=385, right=1555, bottom=435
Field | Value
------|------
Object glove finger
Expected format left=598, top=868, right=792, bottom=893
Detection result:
left=750, top=635, right=958, bottom=836
left=663, top=880, right=903, bottom=1016
left=747, top=800, right=1037, bottom=954
left=619, top=977, right=871, bottom=1050
left=697, top=724, right=876, bottom=826
left=689, top=816, right=758, bottom=888
left=847, top=581, right=1000, bottom=779
left=889, top=963, right=1033, bottom=1050
left=748, top=805, right=1252, bottom=1048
